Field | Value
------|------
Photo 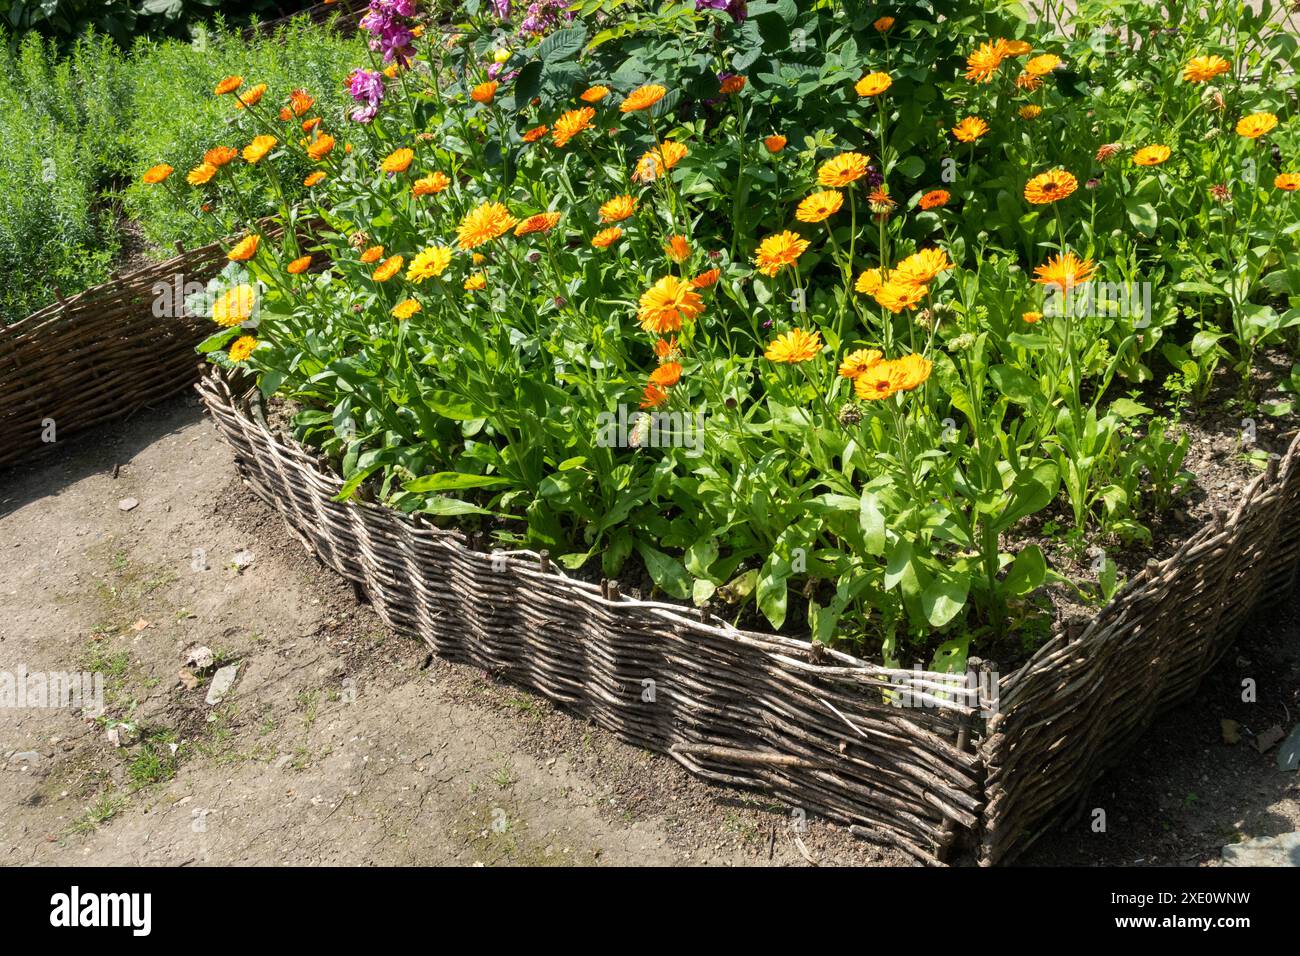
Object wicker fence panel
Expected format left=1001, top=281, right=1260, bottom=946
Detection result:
left=197, top=370, right=985, bottom=865
left=0, top=244, right=234, bottom=470
left=980, top=433, right=1300, bottom=865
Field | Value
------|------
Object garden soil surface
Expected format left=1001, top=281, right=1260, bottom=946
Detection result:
left=1, top=393, right=1297, bottom=867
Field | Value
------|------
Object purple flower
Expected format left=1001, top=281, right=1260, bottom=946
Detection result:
left=519, top=0, right=573, bottom=37
left=347, top=68, right=385, bottom=122
left=695, top=0, right=746, bottom=21
left=491, top=0, right=511, bottom=17
left=360, top=0, right=418, bottom=66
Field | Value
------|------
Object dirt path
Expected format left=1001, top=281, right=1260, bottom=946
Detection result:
left=2, top=393, right=1296, bottom=867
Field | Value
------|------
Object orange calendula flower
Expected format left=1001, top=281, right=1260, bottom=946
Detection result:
left=227, top=235, right=260, bottom=262
left=205, top=146, right=238, bottom=168
left=638, top=275, right=704, bottom=333
left=457, top=202, right=518, bottom=249
left=301, top=117, right=321, bottom=133
left=691, top=268, right=721, bottom=289
left=855, top=268, right=884, bottom=295
left=212, top=284, right=256, bottom=326
left=1024, top=169, right=1078, bottom=204
left=764, top=134, right=787, bottom=153
left=286, top=255, right=312, bottom=275
left=392, top=299, right=422, bottom=320
left=894, top=248, right=953, bottom=286
left=720, top=74, right=746, bottom=95
left=873, top=16, right=895, bottom=31
left=918, top=189, right=950, bottom=210
left=552, top=107, right=596, bottom=147
left=620, top=84, right=667, bottom=113
left=592, top=226, right=623, bottom=249
left=464, top=273, right=487, bottom=291
left=1275, top=173, right=1300, bottom=191
left=214, top=75, right=243, bottom=95
left=235, top=83, right=266, bottom=108
left=1022, top=311, right=1043, bottom=324
left=764, top=328, right=823, bottom=364
left=600, top=195, right=637, bottom=222
left=650, top=361, right=683, bottom=387
left=1002, top=39, right=1032, bottom=56
left=640, top=383, right=669, bottom=409
left=307, top=134, right=336, bottom=161
left=839, top=348, right=883, bottom=379
left=1184, top=55, right=1231, bottom=83
left=753, top=230, right=810, bottom=277
left=1025, top=53, right=1060, bottom=76
left=1236, top=112, right=1278, bottom=139
left=243, top=135, right=277, bottom=164
left=580, top=85, right=610, bottom=103
left=382, top=148, right=415, bottom=173
left=868, top=186, right=896, bottom=214
left=228, top=335, right=257, bottom=363
left=413, top=171, right=450, bottom=195
left=142, top=164, right=173, bottom=184
left=1018, top=104, right=1042, bottom=120
left=1033, top=251, right=1096, bottom=292
left=818, top=151, right=870, bottom=187
left=407, top=246, right=453, bottom=282
left=187, top=163, right=217, bottom=186
left=632, top=141, right=689, bottom=182
left=522, top=124, right=548, bottom=143
left=1015, top=72, right=1043, bottom=91
left=854, top=353, right=932, bottom=400
left=965, top=39, right=1006, bottom=83
left=303, top=171, right=326, bottom=187
left=654, top=337, right=678, bottom=360
left=372, top=255, right=404, bottom=282
left=289, top=89, right=314, bottom=115
left=952, top=116, right=990, bottom=142
left=874, top=281, right=928, bottom=313
left=278, top=107, right=293, bottom=121
left=515, top=211, right=563, bottom=237
left=360, top=245, right=385, bottom=264
left=471, top=81, right=498, bottom=104
left=1133, top=144, right=1171, bottom=166
left=664, top=234, right=691, bottom=262
left=796, top=190, right=844, bottom=223
left=855, top=72, right=892, bottom=97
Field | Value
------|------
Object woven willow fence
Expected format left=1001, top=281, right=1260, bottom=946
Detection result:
left=198, top=369, right=1300, bottom=865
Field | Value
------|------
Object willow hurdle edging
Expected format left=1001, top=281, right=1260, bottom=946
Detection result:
left=197, top=369, right=1300, bottom=865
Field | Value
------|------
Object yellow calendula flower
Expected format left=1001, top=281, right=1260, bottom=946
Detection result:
left=638, top=275, right=704, bottom=333
left=242, top=135, right=277, bottom=164
left=1025, top=53, right=1060, bottom=76
left=142, top=164, right=173, bottom=184
left=392, top=299, right=422, bottom=320
left=854, top=268, right=885, bottom=295
left=212, top=284, right=256, bottom=327
left=303, top=171, right=326, bottom=187
left=552, top=107, right=596, bottom=147
left=235, top=83, right=266, bottom=108
left=874, top=281, right=928, bottom=313
left=753, top=230, right=810, bottom=277
left=817, top=151, right=870, bottom=187
left=838, top=348, right=883, bottom=379
left=1236, top=112, right=1278, bottom=139
left=372, top=255, right=404, bottom=282
left=464, top=273, right=487, bottom=291
left=1033, top=251, right=1096, bottom=292
left=228, top=335, right=257, bottom=362
left=307, top=134, right=336, bottom=161
left=632, top=141, right=688, bottom=182
left=1133, top=144, right=1171, bottom=166
left=796, top=190, right=844, bottom=223
left=227, top=235, right=260, bottom=262
left=515, top=211, right=563, bottom=237
left=855, top=72, right=892, bottom=97
left=600, top=195, right=637, bottom=222
left=592, top=226, right=623, bottom=249
left=952, top=116, right=990, bottom=142
left=407, top=246, right=453, bottom=282
left=1184, top=55, right=1231, bottom=83
left=893, top=248, right=953, bottom=286
left=457, top=201, right=518, bottom=249
left=412, top=172, right=450, bottom=196
left=1018, top=104, right=1042, bottom=120
left=1022, top=311, right=1043, bottom=324
left=620, top=84, right=667, bottom=113
left=381, top=147, right=415, bottom=173
left=1275, top=173, right=1300, bottom=191
left=965, top=39, right=1006, bottom=83
left=764, top=328, right=823, bottom=364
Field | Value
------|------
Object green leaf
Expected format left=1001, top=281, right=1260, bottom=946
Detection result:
left=1109, top=397, right=1151, bottom=419
left=921, top=567, right=969, bottom=628
left=859, top=490, right=886, bottom=556
left=420, top=497, right=493, bottom=516
left=1003, top=545, right=1046, bottom=596
left=756, top=550, right=790, bottom=630
left=988, top=364, right=1037, bottom=405
left=635, top=542, right=691, bottom=600
left=537, top=26, right=587, bottom=62
left=197, top=327, right=240, bottom=354
left=404, top=472, right=509, bottom=493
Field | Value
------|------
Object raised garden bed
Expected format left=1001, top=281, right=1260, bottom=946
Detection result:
left=198, top=368, right=1300, bottom=864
